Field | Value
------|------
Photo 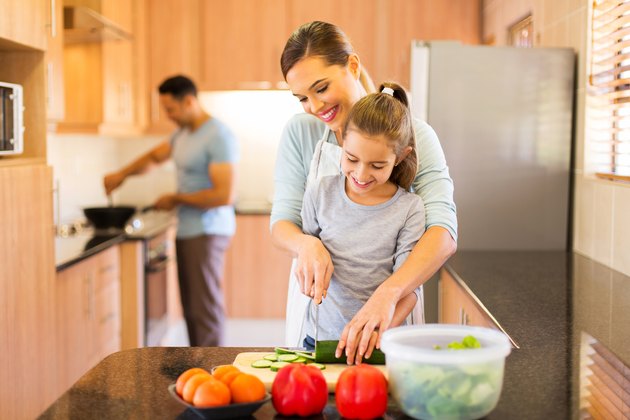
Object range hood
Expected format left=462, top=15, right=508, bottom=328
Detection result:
left=63, top=6, right=132, bottom=44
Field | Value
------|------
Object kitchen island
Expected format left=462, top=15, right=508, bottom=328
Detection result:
left=40, top=251, right=630, bottom=419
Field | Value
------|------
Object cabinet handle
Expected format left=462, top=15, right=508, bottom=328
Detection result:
left=458, top=307, right=469, bottom=326
left=87, top=275, right=94, bottom=321
left=99, top=264, right=117, bottom=275
left=46, top=62, right=54, bottom=112
left=50, top=0, right=57, bottom=37
left=151, top=91, right=159, bottom=122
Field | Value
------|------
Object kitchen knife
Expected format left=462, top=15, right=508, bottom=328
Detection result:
left=314, top=300, right=319, bottom=354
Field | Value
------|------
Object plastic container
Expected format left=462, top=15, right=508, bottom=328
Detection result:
left=381, top=324, right=511, bottom=420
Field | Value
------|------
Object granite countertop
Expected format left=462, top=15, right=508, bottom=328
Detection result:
left=40, top=251, right=630, bottom=419
left=446, top=251, right=630, bottom=419
left=55, top=211, right=176, bottom=271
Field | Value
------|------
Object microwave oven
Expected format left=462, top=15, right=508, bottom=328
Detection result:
left=0, top=81, right=24, bottom=155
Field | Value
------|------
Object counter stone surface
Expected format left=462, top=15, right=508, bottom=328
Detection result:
left=41, top=251, right=630, bottom=419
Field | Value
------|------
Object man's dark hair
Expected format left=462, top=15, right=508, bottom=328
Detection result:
left=158, top=75, right=197, bottom=100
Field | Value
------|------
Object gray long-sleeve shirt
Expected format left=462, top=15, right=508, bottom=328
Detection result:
left=301, top=174, right=426, bottom=340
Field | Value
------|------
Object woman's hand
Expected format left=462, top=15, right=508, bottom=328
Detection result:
left=335, top=287, right=399, bottom=365
left=295, top=235, right=333, bottom=304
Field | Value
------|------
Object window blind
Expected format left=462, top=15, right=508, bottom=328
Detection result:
left=589, top=0, right=630, bottom=182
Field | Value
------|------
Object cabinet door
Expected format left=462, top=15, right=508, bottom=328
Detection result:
left=0, top=165, right=57, bottom=418
left=56, top=262, right=91, bottom=393
left=439, top=268, right=495, bottom=328
left=0, top=0, right=47, bottom=50
left=199, top=0, right=288, bottom=90
left=45, top=0, right=65, bottom=122
left=100, top=0, right=134, bottom=132
left=224, top=215, right=292, bottom=318
left=89, top=246, right=121, bottom=364
left=286, top=0, right=380, bottom=87
left=146, top=0, right=201, bottom=133
left=377, top=0, right=481, bottom=87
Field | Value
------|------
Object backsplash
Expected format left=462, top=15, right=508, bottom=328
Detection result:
left=48, top=90, right=302, bottom=225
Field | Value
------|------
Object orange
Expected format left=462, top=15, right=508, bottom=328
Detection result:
left=218, top=370, right=241, bottom=386
left=193, top=378, right=231, bottom=407
left=229, top=373, right=266, bottom=403
left=212, top=364, right=241, bottom=381
left=175, top=367, right=209, bottom=396
left=182, top=372, right=213, bottom=403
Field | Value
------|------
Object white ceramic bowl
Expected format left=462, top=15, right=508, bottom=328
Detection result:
left=381, top=324, right=511, bottom=420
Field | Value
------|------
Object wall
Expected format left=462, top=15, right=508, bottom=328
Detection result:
left=48, top=91, right=301, bottom=224
left=482, top=0, right=630, bottom=276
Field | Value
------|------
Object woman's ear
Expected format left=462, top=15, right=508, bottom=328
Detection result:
left=347, top=53, right=361, bottom=80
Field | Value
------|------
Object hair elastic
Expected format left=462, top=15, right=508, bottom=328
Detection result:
left=381, top=87, right=394, bottom=96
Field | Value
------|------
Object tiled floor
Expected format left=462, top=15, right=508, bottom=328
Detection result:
left=162, top=318, right=286, bottom=347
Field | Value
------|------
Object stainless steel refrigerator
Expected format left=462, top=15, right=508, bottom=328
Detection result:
left=410, top=41, right=575, bottom=251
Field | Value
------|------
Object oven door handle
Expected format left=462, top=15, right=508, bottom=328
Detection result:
left=146, top=255, right=170, bottom=273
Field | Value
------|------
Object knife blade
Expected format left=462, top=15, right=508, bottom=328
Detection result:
left=314, top=300, right=319, bottom=354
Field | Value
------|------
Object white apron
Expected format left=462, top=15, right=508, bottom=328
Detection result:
left=284, top=130, right=424, bottom=347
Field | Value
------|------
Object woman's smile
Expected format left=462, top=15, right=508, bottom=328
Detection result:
left=318, top=105, right=339, bottom=123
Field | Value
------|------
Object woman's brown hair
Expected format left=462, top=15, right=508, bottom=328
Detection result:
left=342, top=82, right=417, bottom=190
left=280, top=21, right=375, bottom=93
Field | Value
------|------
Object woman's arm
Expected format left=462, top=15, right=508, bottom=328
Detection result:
left=338, top=227, right=457, bottom=364
left=270, top=115, right=333, bottom=303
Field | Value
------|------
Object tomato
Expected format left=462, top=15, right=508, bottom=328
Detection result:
left=335, top=364, right=388, bottom=419
left=272, top=364, right=328, bottom=417
left=175, top=367, right=209, bottom=396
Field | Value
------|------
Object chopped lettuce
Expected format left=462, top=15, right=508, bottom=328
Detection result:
left=389, top=358, right=503, bottom=420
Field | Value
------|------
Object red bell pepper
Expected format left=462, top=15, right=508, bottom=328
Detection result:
left=335, top=364, right=388, bottom=419
left=271, top=363, right=328, bottom=417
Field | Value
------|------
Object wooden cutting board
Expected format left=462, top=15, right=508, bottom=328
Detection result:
left=232, top=352, right=388, bottom=393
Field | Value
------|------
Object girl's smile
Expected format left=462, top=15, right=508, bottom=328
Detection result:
left=341, top=130, right=398, bottom=204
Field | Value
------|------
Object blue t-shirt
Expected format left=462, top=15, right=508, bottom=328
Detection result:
left=170, top=117, right=239, bottom=238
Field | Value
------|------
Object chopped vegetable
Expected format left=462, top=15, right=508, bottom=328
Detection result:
left=434, top=335, right=482, bottom=351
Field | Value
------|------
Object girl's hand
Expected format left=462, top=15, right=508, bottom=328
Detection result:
left=335, top=287, right=398, bottom=365
left=295, top=235, right=333, bottom=304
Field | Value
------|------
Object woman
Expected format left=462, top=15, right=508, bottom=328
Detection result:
left=271, top=21, right=457, bottom=364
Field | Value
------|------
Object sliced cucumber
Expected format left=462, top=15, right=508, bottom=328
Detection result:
left=310, top=363, right=326, bottom=370
left=270, top=361, right=291, bottom=372
left=293, top=356, right=308, bottom=363
left=263, top=354, right=278, bottom=362
left=251, top=359, right=273, bottom=368
left=277, top=354, right=299, bottom=362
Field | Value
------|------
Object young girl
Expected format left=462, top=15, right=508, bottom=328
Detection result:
left=300, top=82, right=425, bottom=362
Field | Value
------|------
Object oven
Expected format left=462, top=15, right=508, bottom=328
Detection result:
left=144, top=230, right=173, bottom=346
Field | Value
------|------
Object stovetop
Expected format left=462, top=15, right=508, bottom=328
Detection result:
left=55, top=210, right=176, bottom=271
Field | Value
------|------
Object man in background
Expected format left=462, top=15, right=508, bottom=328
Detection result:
left=104, top=75, right=239, bottom=346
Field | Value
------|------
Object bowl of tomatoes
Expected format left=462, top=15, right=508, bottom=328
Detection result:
left=170, top=365, right=270, bottom=419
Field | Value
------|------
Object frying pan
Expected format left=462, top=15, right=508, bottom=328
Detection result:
left=83, top=206, right=136, bottom=230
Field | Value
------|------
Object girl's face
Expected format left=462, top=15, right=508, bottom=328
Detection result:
left=341, top=130, right=398, bottom=200
left=286, top=55, right=364, bottom=137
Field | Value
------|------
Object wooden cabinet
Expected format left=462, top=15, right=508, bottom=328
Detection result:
left=199, top=0, right=288, bottom=90
left=145, top=0, right=201, bottom=133
left=55, top=245, right=121, bottom=395
left=0, top=165, right=57, bottom=419
left=45, top=0, right=65, bottom=122
left=223, top=214, right=293, bottom=318
left=59, top=0, right=143, bottom=134
left=0, top=0, right=47, bottom=50
left=439, top=267, right=496, bottom=328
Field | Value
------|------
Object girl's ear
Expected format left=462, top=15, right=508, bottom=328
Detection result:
left=396, top=146, right=413, bottom=165
left=347, top=53, right=361, bottom=80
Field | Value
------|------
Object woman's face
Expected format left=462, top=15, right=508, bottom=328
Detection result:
left=286, top=55, right=364, bottom=136
left=341, top=130, right=397, bottom=199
